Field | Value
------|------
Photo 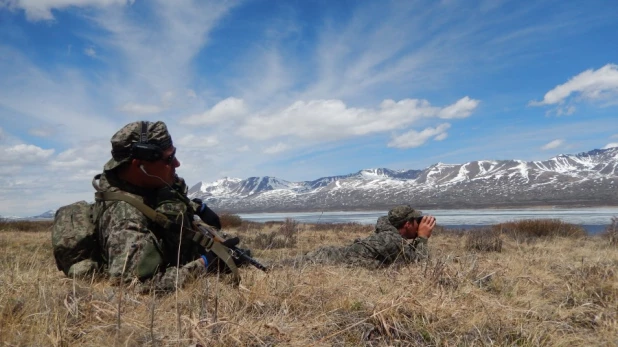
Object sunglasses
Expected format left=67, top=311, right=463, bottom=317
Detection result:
left=163, top=149, right=177, bottom=165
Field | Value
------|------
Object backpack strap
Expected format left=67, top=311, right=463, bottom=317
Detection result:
left=95, top=191, right=173, bottom=229
left=94, top=189, right=240, bottom=283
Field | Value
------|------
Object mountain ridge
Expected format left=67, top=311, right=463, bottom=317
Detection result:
left=189, top=147, right=618, bottom=213
left=7, top=147, right=617, bottom=219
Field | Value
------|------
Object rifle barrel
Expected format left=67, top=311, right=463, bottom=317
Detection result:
left=232, top=247, right=269, bottom=272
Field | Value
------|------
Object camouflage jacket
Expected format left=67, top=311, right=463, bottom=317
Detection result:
left=296, top=216, right=428, bottom=268
left=95, top=172, right=205, bottom=292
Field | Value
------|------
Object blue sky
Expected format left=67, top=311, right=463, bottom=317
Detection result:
left=1, top=0, right=617, bottom=217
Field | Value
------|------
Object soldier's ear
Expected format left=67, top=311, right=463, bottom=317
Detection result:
left=130, top=158, right=143, bottom=169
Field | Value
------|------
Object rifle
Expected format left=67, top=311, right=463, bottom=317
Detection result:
left=192, top=216, right=269, bottom=272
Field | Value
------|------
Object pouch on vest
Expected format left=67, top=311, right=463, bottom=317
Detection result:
left=51, top=201, right=101, bottom=276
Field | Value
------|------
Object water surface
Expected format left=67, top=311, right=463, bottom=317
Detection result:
left=239, top=207, right=618, bottom=234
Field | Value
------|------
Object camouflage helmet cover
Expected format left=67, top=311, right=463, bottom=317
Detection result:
left=388, top=205, right=422, bottom=227
left=103, top=121, right=173, bottom=171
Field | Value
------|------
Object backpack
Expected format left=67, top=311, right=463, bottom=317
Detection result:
left=51, top=200, right=102, bottom=277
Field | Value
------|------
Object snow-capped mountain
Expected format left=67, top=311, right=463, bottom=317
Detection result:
left=31, top=210, right=56, bottom=219
left=0, top=210, right=56, bottom=221
left=189, top=147, right=618, bottom=212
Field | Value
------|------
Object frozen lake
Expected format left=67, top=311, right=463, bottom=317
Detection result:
left=239, top=207, right=618, bottom=234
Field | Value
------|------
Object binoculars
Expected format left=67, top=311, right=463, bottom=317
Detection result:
left=414, top=216, right=436, bottom=224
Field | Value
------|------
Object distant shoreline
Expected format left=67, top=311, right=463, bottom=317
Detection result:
left=222, top=204, right=618, bottom=214
left=5, top=204, right=618, bottom=220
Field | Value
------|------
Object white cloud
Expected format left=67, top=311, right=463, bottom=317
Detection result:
left=434, top=132, right=448, bottom=141
left=180, top=97, right=248, bottom=125
left=437, top=97, right=480, bottom=119
left=3, top=0, right=133, bottom=21
left=541, top=139, right=564, bottom=150
left=46, top=140, right=110, bottom=174
left=264, top=143, right=288, bottom=154
left=603, top=142, right=618, bottom=149
left=555, top=105, right=576, bottom=116
left=28, top=127, right=55, bottom=137
left=0, top=46, right=119, bottom=142
left=84, top=47, right=97, bottom=57
left=611, top=134, right=618, bottom=139
left=388, top=123, right=451, bottom=149
left=237, top=97, right=478, bottom=141
left=176, top=134, right=219, bottom=148
left=49, top=157, right=91, bottom=169
left=237, top=145, right=250, bottom=152
left=88, top=0, right=238, bottom=110
left=531, top=64, right=618, bottom=107
left=0, top=144, right=54, bottom=164
left=118, top=102, right=164, bottom=115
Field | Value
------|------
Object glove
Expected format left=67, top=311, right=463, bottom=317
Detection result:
left=201, top=251, right=235, bottom=274
left=200, top=252, right=218, bottom=271
left=192, top=198, right=222, bottom=230
left=222, top=236, right=240, bottom=248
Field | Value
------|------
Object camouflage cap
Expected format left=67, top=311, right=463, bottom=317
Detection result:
left=103, top=121, right=173, bottom=171
left=388, top=205, right=422, bottom=227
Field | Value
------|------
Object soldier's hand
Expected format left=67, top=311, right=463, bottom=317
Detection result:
left=222, top=236, right=240, bottom=248
left=417, top=215, right=436, bottom=239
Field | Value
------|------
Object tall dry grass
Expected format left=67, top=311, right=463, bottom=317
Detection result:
left=1, top=219, right=617, bottom=346
left=602, top=217, right=618, bottom=246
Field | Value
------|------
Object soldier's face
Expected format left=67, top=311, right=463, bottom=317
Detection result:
left=400, top=220, right=419, bottom=239
left=140, top=147, right=180, bottom=187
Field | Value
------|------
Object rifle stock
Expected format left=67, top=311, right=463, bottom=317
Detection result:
left=193, top=217, right=269, bottom=272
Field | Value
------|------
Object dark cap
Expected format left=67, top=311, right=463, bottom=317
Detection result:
left=103, top=121, right=173, bottom=171
left=388, top=205, right=422, bottom=227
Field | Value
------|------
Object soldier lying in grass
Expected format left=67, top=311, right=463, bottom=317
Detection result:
left=53, top=121, right=251, bottom=293
left=282, top=205, right=436, bottom=268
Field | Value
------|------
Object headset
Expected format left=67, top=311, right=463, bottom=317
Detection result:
left=130, top=121, right=164, bottom=162
left=131, top=122, right=174, bottom=188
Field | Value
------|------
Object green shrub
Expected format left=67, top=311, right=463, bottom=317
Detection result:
left=244, top=218, right=298, bottom=250
left=219, top=213, right=242, bottom=229
left=495, top=219, right=586, bottom=241
left=465, top=227, right=503, bottom=252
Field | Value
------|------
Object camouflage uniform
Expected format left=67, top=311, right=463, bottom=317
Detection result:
left=95, top=121, right=207, bottom=292
left=291, top=206, right=428, bottom=268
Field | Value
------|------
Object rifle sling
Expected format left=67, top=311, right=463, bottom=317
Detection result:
left=94, top=191, right=240, bottom=284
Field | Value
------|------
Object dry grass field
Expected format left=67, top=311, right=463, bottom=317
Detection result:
left=1, top=218, right=617, bottom=346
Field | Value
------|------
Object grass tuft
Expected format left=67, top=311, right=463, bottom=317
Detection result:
left=601, top=216, right=618, bottom=246
left=496, top=218, right=586, bottom=242
left=465, top=227, right=503, bottom=252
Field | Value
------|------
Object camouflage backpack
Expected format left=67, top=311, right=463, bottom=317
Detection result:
left=51, top=201, right=102, bottom=277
